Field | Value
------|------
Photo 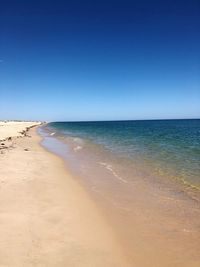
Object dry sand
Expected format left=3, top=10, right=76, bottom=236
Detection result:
left=0, top=123, right=130, bottom=266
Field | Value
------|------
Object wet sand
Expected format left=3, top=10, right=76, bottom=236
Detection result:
left=0, top=125, right=130, bottom=266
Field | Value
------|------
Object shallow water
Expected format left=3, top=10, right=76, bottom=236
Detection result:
left=41, top=119, right=200, bottom=188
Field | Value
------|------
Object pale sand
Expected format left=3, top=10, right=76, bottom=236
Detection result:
left=0, top=124, right=130, bottom=266
left=0, top=121, right=41, bottom=140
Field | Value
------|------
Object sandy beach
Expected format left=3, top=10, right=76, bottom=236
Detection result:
left=0, top=122, right=129, bottom=266
left=1, top=121, right=200, bottom=267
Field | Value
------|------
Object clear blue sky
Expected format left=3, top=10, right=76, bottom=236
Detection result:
left=0, top=0, right=199, bottom=121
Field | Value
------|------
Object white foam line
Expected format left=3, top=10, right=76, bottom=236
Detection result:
left=99, top=162, right=128, bottom=183
left=73, top=145, right=82, bottom=151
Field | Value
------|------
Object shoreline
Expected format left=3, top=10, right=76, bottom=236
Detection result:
left=39, top=124, right=200, bottom=267
left=40, top=123, right=200, bottom=203
left=42, top=121, right=200, bottom=195
left=1, top=122, right=200, bottom=266
left=0, top=125, right=130, bottom=266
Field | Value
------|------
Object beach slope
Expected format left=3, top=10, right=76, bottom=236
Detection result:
left=0, top=123, right=129, bottom=266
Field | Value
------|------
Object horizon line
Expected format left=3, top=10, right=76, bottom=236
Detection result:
left=49, top=117, right=200, bottom=123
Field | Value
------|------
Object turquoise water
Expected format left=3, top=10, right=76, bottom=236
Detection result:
left=43, top=119, right=200, bottom=188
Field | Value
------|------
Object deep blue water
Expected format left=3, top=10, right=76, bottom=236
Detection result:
left=45, top=119, right=200, bottom=188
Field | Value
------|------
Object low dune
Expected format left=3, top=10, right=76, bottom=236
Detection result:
left=0, top=121, right=41, bottom=141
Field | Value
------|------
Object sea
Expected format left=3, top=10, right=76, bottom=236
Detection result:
left=39, top=119, right=200, bottom=190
